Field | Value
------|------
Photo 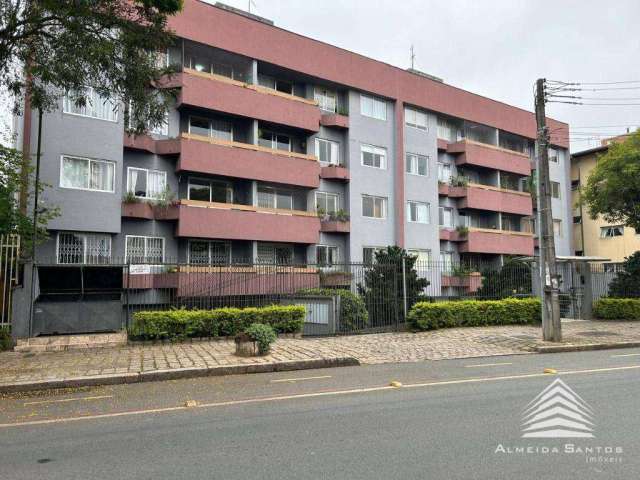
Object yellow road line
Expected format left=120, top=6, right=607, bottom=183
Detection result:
left=464, top=362, right=513, bottom=368
left=23, top=395, right=113, bottom=406
left=270, top=375, right=332, bottom=383
left=2, top=364, right=638, bottom=429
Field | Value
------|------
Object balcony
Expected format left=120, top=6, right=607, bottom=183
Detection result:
left=441, top=272, right=483, bottom=293
left=121, top=202, right=179, bottom=220
left=320, top=220, right=350, bottom=233
left=320, top=113, right=349, bottom=129
left=177, top=69, right=321, bottom=132
left=442, top=183, right=532, bottom=216
left=319, top=165, right=350, bottom=182
left=447, top=140, right=531, bottom=176
left=175, top=199, right=320, bottom=244
left=123, top=133, right=180, bottom=155
left=178, top=133, right=320, bottom=188
left=458, top=228, right=534, bottom=255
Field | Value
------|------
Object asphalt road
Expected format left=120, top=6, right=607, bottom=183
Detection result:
left=1, top=348, right=639, bottom=479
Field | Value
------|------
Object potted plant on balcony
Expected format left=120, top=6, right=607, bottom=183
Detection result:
left=329, top=209, right=350, bottom=223
left=455, top=225, right=469, bottom=237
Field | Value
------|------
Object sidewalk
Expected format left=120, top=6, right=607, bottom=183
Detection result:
left=2, top=320, right=639, bottom=392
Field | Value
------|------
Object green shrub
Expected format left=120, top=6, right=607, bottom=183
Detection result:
left=593, top=298, right=640, bottom=320
left=298, top=288, right=368, bottom=331
left=0, top=326, right=11, bottom=351
left=244, top=323, right=277, bottom=354
left=130, top=305, right=305, bottom=341
left=407, top=297, right=541, bottom=331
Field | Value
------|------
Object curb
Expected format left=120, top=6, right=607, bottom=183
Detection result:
left=535, top=341, right=640, bottom=354
left=0, top=357, right=360, bottom=394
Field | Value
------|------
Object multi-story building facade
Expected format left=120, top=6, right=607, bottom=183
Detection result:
left=572, top=137, right=640, bottom=263
left=16, top=1, right=571, bottom=286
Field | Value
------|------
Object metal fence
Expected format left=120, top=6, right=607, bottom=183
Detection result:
left=0, top=234, right=20, bottom=328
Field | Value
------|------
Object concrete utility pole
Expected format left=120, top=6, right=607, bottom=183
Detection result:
left=534, top=78, right=562, bottom=342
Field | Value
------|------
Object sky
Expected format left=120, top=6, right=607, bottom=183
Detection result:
left=211, top=0, right=640, bottom=152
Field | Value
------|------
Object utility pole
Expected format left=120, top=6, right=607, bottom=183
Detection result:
left=534, top=78, right=562, bottom=342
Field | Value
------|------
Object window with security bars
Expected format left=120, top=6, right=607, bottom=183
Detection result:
left=125, top=236, right=164, bottom=263
left=256, top=244, right=294, bottom=264
left=63, top=87, right=118, bottom=122
left=57, top=233, right=111, bottom=264
left=188, top=240, right=230, bottom=264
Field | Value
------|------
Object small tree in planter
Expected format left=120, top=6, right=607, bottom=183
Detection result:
left=235, top=323, right=277, bottom=356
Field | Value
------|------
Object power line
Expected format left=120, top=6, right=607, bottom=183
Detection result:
left=547, top=80, right=640, bottom=86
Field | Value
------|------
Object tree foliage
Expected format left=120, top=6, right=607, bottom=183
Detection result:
left=581, top=130, right=640, bottom=231
left=609, top=251, right=640, bottom=298
left=357, top=246, right=429, bottom=326
left=0, top=144, right=58, bottom=254
left=0, top=0, right=182, bottom=132
left=476, top=259, right=532, bottom=299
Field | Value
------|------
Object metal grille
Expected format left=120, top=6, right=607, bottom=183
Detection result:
left=0, top=234, right=20, bottom=327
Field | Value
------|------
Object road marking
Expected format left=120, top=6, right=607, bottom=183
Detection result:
left=464, top=362, right=513, bottom=368
left=2, top=364, right=639, bottom=429
left=611, top=353, right=640, bottom=358
left=23, top=395, right=113, bottom=406
left=270, top=375, right=332, bottom=383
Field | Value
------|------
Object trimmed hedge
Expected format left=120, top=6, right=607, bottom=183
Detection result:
left=407, top=297, right=541, bottom=331
left=593, top=298, right=640, bottom=320
left=129, top=305, right=305, bottom=341
left=298, top=288, right=368, bottom=331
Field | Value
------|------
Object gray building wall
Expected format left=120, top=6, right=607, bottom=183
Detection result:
left=549, top=148, right=572, bottom=256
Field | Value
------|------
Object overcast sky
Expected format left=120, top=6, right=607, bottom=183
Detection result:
left=214, top=0, right=640, bottom=152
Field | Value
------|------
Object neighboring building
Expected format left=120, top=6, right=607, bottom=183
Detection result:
left=15, top=1, right=571, bottom=290
left=571, top=137, right=640, bottom=263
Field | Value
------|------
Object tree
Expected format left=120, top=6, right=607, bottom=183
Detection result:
left=0, top=144, right=58, bottom=252
left=357, top=247, right=429, bottom=327
left=581, top=130, right=640, bottom=231
left=608, top=251, right=640, bottom=298
left=476, top=259, right=532, bottom=299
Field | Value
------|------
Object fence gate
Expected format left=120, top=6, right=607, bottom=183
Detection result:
left=557, top=262, right=585, bottom=319
left=0, top=234, right=20, bottom=328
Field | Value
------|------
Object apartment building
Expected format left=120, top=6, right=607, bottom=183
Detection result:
left=572, top=138, right=640, bottom=263
left=17, top=1, right=571, bottom=278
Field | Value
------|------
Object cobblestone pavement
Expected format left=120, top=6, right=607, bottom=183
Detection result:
left=1, top=321, right=639, bottom=385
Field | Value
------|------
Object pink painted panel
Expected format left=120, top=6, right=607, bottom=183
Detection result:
left=460, top=187, right=533, bottom=216
left=451, top=142, right=531, bottom=175
left=459, top=231, right=534, bottom=255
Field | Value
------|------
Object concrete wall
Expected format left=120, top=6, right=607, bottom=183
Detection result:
left=549, top=148, right=572, bottom=256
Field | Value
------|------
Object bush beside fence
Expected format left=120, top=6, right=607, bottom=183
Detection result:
left=593, top=298, right=640, bottom=320
left=407, top=298, right=541, bottom=331
left=129, top=305, right=305, bottom=341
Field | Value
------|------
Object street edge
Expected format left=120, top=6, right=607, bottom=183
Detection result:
left=0, top=357, right=360, bottom=394
left=535, top=341, right=640, bottom=353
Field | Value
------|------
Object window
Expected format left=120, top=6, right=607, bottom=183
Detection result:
left=439, top=207, right=454, bottom=228
left=188, top=240, right=230, bottom=265
left=553, top=219, right=562, bottom=237
left=407, top=201, right=430, bottom=223
left=361, top=144, right=387, bottom=169
left=60, top=156, right=115, bottom=192
left=57, top=232, right=111, bottom=264
left=573, top=216, right=582, bottom=224
left=259, top=131, right=291, bottom=152
left=551, top=181, right=561, bottom=199
left=548, top=148, right=559, bottom=163
left=148, top=115, right=169, bottom=136
left=437, top=162, right=452, bottom=183
left=315, top=192, right=339, bottom=214
left=315, top=138, right=340, bottom=165
left=317, top=245, right=339, bottom=266
left=440, top=251, right=454, bottom=273
left=406, top=153, right=428, bottom=176
left=188, top=116, right=232, bottom=141
left=314, top=87, right=337, bottom=113
left=63, top=88, right=118, bottom=122
left=571, top=179, right=580, bottom=191
left=125, top=236, right=164, bottom=263
left=405, top=107, right=428, bottom=130
left=362, top=195, right=387, bottom=219
left=257, top=243, right=294, bottom=264
left=363, top=246, right=384, bottom=265
left=360, top=94, right=386, bottom=120
left=127, top=168, right=167, bottom=200
left=258, top=74, right=293, bottom=94
left=188, top=178, right=233, bottom=203
left=257, top=187, right=293, bottom=210
left=408, top=249, right=431, bottom=265
left=437, top=118, right=459, bottom=142
left=600, top=226, right=624, bottom=238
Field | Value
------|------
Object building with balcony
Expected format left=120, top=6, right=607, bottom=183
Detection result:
left=17, top=0, right=571, bottom=298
